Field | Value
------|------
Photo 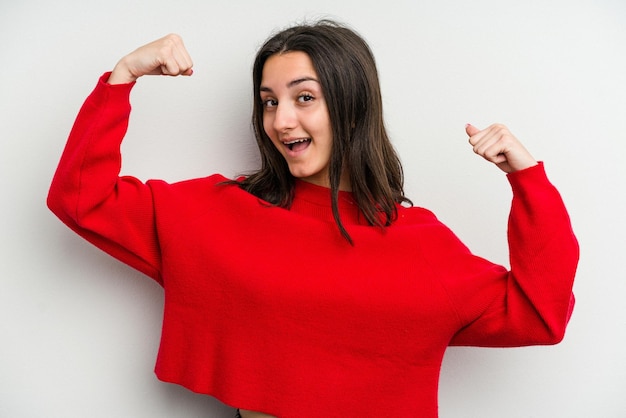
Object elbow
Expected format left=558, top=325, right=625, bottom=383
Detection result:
left=47, top=179, right=78, bottom=227
left=46, top=186, right=61, bottom=216
left=543, top=327, right=567, bottom=345
left=542, top=293, right=576, bottom=346
left=528, top=322, right=568, bottom=346
left=47, top=182, right=62, bottom=217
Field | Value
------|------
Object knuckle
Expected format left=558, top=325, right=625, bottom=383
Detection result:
left=495, top=124, right=509, bottom=135
left=165, top=33, right=182, bottom=42
left=160, top=34, right=180, bottom=51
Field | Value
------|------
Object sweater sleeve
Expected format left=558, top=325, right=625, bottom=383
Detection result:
left=447, top=163, right=578, bottom=347
left=47, top=73, right=163, bottom=284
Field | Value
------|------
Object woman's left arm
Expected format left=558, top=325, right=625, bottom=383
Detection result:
left=465, top=123, right=537, bottom=174
left=447, top=124, right=579, bottom=346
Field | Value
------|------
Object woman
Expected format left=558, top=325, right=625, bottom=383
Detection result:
left=48, top=20, right=578, bottom=418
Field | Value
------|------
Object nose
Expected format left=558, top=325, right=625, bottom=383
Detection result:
left=272, top=102, right=297, bottom=133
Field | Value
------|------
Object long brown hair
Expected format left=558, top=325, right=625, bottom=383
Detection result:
left=237, top=20, right=411, bottom=244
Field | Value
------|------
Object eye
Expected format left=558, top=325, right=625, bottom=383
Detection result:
left=298, top=93, right=314, bottom=103
left=262, top=98, right=278, bottom=109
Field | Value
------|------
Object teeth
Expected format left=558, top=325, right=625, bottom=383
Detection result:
left=284, top=138, right=309, bottom=145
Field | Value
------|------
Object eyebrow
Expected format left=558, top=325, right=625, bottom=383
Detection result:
left=260, top=76, right=319, bottom=93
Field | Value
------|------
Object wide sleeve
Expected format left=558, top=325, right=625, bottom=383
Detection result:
left=445, top=163, right=578, bottom=347
left=47, top=73, right=163, bottom=284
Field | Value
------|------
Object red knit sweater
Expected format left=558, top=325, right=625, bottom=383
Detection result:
left=47, top=74, right=578, bottom=417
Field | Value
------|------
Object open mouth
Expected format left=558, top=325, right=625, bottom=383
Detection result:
left=284, top=138, right=311, bottom=152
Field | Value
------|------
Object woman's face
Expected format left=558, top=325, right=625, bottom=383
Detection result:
left=260, top=51, right=334, bottom=188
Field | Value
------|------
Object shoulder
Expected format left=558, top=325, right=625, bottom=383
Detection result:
left=145, top=174, right=266, bottom=227
left=395, top=205, right=440, bottom=225
left=147, top=174, right=254, bottom=205
left=148, top=173, right=235, bottom=191
left=391, top=205, right=471, bottom=251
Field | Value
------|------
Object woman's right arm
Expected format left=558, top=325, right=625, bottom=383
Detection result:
left=47, top=35, right=193, bottom=284
left=107, top=33, right=193, bottom=84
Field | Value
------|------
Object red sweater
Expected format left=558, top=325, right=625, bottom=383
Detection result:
left=47, top=74, right=578, bottom=417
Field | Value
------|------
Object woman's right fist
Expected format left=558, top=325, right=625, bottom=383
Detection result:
left=108, top=34, right=193, bottom=84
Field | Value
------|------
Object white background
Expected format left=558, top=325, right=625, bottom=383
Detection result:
left=1, top=0, right=625, bottom=416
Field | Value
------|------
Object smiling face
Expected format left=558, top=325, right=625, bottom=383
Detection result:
left=260, top=51, right=335, bottom=189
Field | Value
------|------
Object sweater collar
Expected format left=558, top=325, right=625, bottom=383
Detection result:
left=291, top=180, right=365, bottom=225
left=294, top=179, right=356, bottom=206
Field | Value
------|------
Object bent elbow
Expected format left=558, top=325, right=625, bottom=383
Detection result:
left=542, top=293, right=575, bottom=345
left=47, top=178, right=79, bottom=227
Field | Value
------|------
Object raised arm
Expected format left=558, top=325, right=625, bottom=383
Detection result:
left=108, top=33, right=193, bottom=84
left=47, top=35, right=194, bottom=284
left=444, top=123, right=578, bottom=346
left=465, top=123, right=537, bottom=174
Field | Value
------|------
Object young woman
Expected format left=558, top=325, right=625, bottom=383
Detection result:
left=47, top=20, right=578, bottom=418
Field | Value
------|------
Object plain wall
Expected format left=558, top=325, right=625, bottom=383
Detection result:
left=1, top=0, right=625, bottom=416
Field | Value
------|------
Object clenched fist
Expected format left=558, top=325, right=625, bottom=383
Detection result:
left=466, top=123, right=537, bottom=173
left=108, top=34, right=194, bottom=84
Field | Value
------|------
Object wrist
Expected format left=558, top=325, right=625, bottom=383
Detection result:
left=107, top=59, right=138, bottom=85
left=509, top=155, right=538, bottom=173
